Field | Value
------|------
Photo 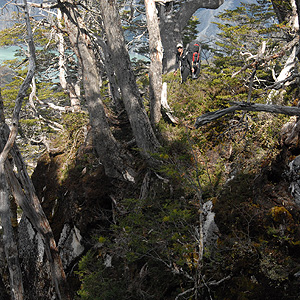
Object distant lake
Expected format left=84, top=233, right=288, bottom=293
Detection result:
left=0, top=46, right=19, bottom=62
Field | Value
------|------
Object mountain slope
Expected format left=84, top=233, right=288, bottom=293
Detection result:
left=196, top=0, right=255, bottom=39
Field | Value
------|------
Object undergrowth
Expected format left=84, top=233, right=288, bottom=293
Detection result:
left=76, top=66, right=296, bottom=299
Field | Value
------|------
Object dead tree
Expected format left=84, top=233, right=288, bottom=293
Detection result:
left=0, top=1, right=70, bottom=299
left=194, top=101, right=300, bottom=128
left=145, top=0, right=163, bottom=125
left=194, top=99, right=300, bottom=148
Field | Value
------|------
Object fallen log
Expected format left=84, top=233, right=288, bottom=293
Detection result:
left=194, top=101, right=300, bottom=128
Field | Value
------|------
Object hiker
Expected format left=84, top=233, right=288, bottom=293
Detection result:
left=190, top=42, right=201, bottom=79
left=174, top=43, right=193, bottom=83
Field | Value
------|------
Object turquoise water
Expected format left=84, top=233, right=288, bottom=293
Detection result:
left=0, top=46, right=19, bottom=62
left=0, top=45, right=145, bottom=64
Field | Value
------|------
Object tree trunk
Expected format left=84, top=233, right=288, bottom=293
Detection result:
left=194, top=101, right=300, bottom=128
left=0, top=2, right=71, bottom=298
left=99, top=0, right=160, bottom=161
left=158, top=0, right=224, bottom=73
left=0, top=164, right=24, bottom=300
left=94, top=37, right=124, bottom=113
left=60, top=0, right=136, bottom=180
left=145, top=0, right=163, bottom=125
left=57, top=9, right=81, bottom=112
left=5, top=151, right=70, bottom=300
left=271, top=0, right=299, bottom=26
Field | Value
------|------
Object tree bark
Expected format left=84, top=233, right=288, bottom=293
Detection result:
left=267, top=45, right=298, bottom=103
left=0, top=1, right=35, bottom=298
left=0, top=2, right=71, bottom=299
left=5, top=148, right=70, bottom=300
left=56, top=9, right=81, bottom=112
left=271, top=0, right=299, bottom=28
left=94, top=37, right=124, bottom=113
left=157, top=0, right=224, bottom=73
left=0, top=166, right=23, bottom=300
left=60, top=0, right=136, bottom=180
left=194, top=101, right=300, bottom=128
left=99, top=0, right=160, bottom=161
left=145, top=0, right=163, bottom=125
left=267, top=0, right=299, bottom=103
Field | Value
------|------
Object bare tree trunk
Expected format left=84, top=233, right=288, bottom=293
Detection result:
left=99, top=0, right=160, bottom=161
left=268, top=0, right=299, bottom=103
left=6, top=150, right=70, bottom=300
left=0, top=1, right=36, bottom=298
left=145, top=0, right=163, bottom=125
left=0, top=95, right=23, bottom=300
left=0, top=2, right=71, bottom=299
left=0, top=165, right=24, bottom=300
left=94, top=37, right=124, bottom=113
left=57, top=9, right=81, bottom=112
left=59, top=0, right=136, bottom=180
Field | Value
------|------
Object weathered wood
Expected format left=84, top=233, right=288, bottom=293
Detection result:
left=0, top=1, right=70, bottom=299
left=0, top=0, right=37, bottom=298
left=56, top=9, right=81, bottom=111
left=145, top=0, right=163, bottom=125
left=232, top=36, right=299, bottom=78
left=7, top=145, right=70, bottom=300
left=161, top=82, right=178, bottom=124
left=60, top=0, right=136, bottom=181
left=0, top=164, right=24, bottom=300
left=194, top=101, right=300, bottom=128
left=99, top=0, right=161, bottom=159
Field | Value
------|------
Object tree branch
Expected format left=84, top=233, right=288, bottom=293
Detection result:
left=232, top=35, right=300, bottom=78
left=194, top=101, right=300, bottom=128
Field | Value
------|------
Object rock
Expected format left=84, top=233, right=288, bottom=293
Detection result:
left=203, top=200, right=219, bottom=248
left=286, top=155, right=300, bottom=207
left=58, top=223, right=85, bottom=269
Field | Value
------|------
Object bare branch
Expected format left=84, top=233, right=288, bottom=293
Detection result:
left=0, top=0, right=15, bottom=11
left=194, top=101, right=300, bottom=128
left=27, top=1, right=57, bottom=9
left=232, top=36, right=300, bottom=78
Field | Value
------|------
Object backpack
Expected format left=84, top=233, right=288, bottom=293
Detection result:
left=191, top=43, right=201, bottom=65
left=191, top=42, right=201, bottom=79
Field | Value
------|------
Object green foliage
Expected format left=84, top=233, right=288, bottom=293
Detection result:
left=210, top=0, right=288, bottom=99
left=76, top=251, right=127, bottom=300
left=77, top=194, right=200, bottom=299
left=0, top=16, right=77, bottom=170
left=0, top=22, right=25, bottom=46
left=62, top=112, right=88, bottom=140
left=76, top=4, right=300, bottom=298
left=182, top=15, right=201, bottom=46
left=51, top=112, right=89, bottom=182
left=1, top=1, right=299, bottom=299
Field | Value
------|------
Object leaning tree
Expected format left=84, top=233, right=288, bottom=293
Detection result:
left=0, top=1, right=71, bottom=299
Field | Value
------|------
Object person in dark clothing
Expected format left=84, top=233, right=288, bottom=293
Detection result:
left=174, top=43, right=193, bottom=83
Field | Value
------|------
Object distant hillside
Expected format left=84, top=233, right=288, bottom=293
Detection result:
left=0, top=0, right=43, bottom=30
left=0, top=0, right=253, bottom=37
left=0, top=0, right=16, bottom=30
left=196, top=0, right=256, bottom=40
